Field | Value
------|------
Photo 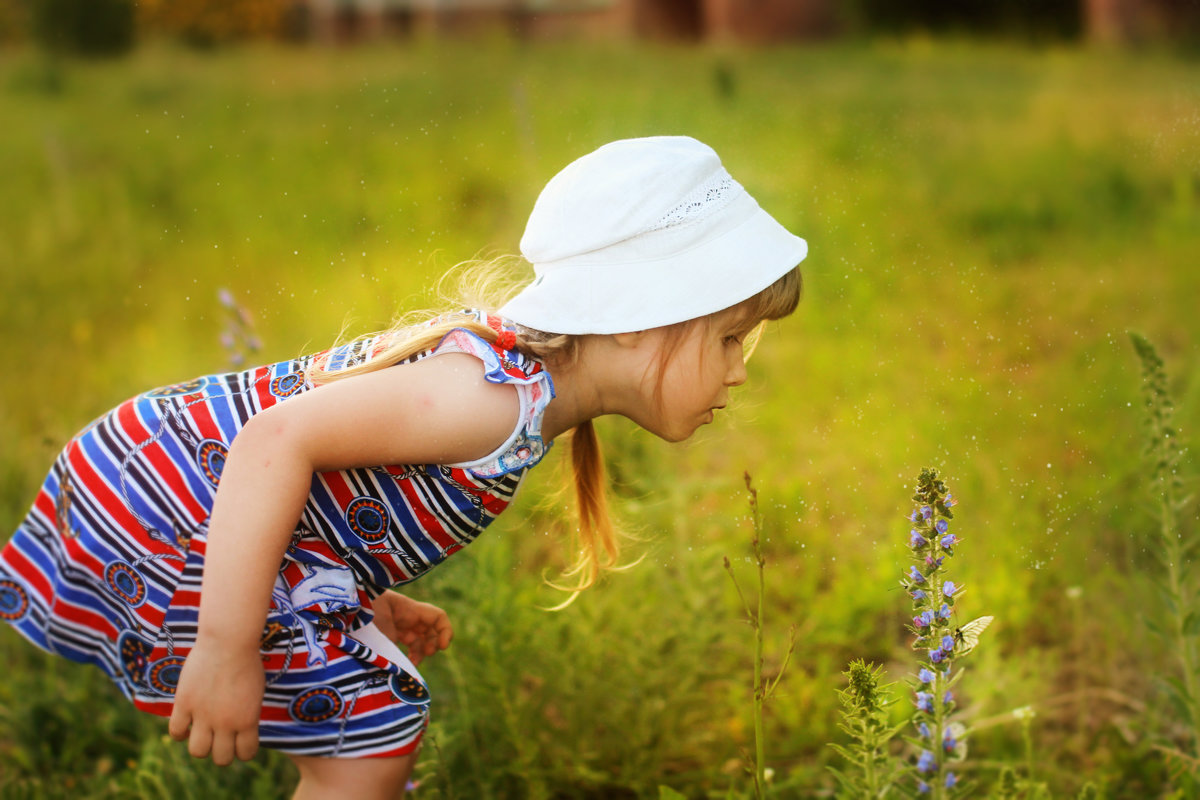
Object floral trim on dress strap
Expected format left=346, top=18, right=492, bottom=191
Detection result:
left=430, top=318, right=556, bottom=479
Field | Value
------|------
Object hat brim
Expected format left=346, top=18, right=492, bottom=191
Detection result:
left=499, top=205, right=807, bottom=335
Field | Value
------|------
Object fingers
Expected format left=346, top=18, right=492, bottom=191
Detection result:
left=187, top=723, right=215, bottom=760
left=167, top=707, right=191, bottom=742
left=175, top=722, right=257, bottom=765
left=236, top=729, right=260, bottom=762
left=209, top=730, right=236, bottom=767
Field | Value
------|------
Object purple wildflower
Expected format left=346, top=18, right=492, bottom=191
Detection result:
left=919, top=668, right=935, bottom=684
left=916, top=692, right=934, bottom=713
left=910, top=588, right=927, bottom=601
left=943, top=728, right=957, bottom=752
left=909, top=509, right=922, bottom=523
left=917, top=781, right=931, bottom=794
left=925, top=554, right=944, bottom=569
left=941, top=634, right=955, bottom=651
left=918, top=721, right=931, bottom=739
left=945, top=773, right=958, bottom=788
left=909, top=566, right=926, bottom=584
left=910, top=530, right=927, bottom=548
left=935, top=518, right=949, bottom=534
left=930, top=649, right=945, bottom=664
left=944, top=494, right=956, bottom=507
left=917, top=750, right=935, bottom=774
left=938, top=604, right=952, bottom=619
left=944, top=690, right=954, bottom=704
left=921, top=505, right=933, bottom=520
left=943, top=580, right=957, bottom=597
left=941, top=534, right=958, bottom=548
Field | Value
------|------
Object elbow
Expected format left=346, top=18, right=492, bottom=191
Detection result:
left=232, top=405, right=307, bottom=472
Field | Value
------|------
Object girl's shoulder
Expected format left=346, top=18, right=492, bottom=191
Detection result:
left=424, top=310, right=555, bottom=478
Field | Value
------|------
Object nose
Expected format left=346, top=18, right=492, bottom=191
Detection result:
left=725, top=351, right=748, bottom=387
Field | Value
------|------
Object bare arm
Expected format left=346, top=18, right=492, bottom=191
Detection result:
left=167, top=352, right=519, bottom=764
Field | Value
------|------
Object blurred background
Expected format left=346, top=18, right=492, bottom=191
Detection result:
left=0, top=1, right=1198, bottom=798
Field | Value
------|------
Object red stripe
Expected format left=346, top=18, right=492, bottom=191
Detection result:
left=62, top=533, right=108, bottom=578
left=0, top=546, right=54, bottom=601
left=252, top=367, right=276, bottom=412
left=172, top=589, right=201, bottom=607
left=138, top=438, right=208, bottom=525
left=320, top=472, right=356, bottom=511
left=397, top=482, right=455, bottom=550
left=34, top=490, right=56, bottom=522
left=185, top=399, right=223, bottom=443
left=133, top=697, right=173, bottom=717
left=52, top=595, right=118, bottom=639
left=67, top=435, right=145, bottom=537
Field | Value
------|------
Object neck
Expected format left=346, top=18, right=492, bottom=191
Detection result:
left=537, top=334, right=646, bottom=441
left=539, top=349, right=600, bottom=441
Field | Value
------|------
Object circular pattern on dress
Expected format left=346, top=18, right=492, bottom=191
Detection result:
left=269, top=372, right=305, bottom=398
left=196, top=440, right=228, bottom=487
left=345, top=497, right=389, bottom=544
left=390, top=671, right=431, bottom=707
left=289, top=686, right=344, bottom=723
left=147, top=655, right=186, bottom=694
left=0, top=579, right=29, bottom=621
left=117, top=630, right=153, bottom=682
left=105, top=562, right=147, bottom=607
left=145, top=378, right=206, bottom=398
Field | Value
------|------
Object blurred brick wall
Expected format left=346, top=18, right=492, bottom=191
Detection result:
left=704, top=0, right=835, bottom=42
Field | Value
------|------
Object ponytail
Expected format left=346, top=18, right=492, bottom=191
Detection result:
left=551, top=420, right=621, bottom=603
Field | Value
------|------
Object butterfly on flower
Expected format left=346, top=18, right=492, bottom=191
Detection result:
left=952, top=615, right=994, bottom=657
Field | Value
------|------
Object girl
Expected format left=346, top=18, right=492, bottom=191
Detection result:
left=0, top=136, right=806, bottom=799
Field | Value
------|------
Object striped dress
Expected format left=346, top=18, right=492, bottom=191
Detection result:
left=0, top=312, right=554, bottom=757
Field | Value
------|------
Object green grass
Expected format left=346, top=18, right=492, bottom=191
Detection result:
left=1, top=36, right=1198, bottom=798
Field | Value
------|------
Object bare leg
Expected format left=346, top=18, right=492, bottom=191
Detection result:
left=290, top=750, right=419, bottom=800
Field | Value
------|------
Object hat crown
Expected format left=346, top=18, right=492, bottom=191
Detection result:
left=500, top=135, right=807, bottom=335
left=521, top=136, right=736, bottom=266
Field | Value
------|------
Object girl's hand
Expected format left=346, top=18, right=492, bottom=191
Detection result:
left=167, top=638, right=265, bottom=765
left=372, top=591, right=454, bottom=666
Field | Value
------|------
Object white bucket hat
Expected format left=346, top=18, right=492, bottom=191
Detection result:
left=498, top=136, right=807, bottom=335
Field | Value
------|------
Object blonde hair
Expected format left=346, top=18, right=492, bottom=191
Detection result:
left=307, top=258, right=802, bottom=602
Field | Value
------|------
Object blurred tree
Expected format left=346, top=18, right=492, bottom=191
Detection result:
left=137, top=0, right=295, bottom=45
left=0, top=0, right=28, bottom=43
left=1084, top=0, right=1200, bottom=43
left=30, top=0, right=136, bottom=55
left=849, top=0, right=1081, bottom=39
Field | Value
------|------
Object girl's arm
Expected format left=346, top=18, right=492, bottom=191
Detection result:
left=167, top=352, right=520, bottom=765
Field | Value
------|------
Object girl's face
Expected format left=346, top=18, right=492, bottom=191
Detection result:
left=630, top=310, right=754, bottom=442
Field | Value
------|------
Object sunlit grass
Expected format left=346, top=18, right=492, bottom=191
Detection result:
left=0, top=36, right=1198, bottom=796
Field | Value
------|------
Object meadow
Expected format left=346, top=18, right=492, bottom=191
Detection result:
left=0, top=35, right=1198, bottom=798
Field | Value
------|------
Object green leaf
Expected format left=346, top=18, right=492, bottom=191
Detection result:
left=1157, top=675, right=1195, bottom=721
left=658, top=786, right=689, bottom=800
left=1185, top=611, right=1200, bottom=637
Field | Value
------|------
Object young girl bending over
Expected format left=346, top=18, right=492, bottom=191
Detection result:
left=0, top=136, right=806, bottom=799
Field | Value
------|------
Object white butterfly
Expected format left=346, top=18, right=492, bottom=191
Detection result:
left=953, top=615, right=994, bottom=657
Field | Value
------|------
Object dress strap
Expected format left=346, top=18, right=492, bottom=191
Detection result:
left=426, top=317, right=555, bottom=478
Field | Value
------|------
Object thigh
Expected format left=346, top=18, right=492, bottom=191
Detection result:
left=290, top=750, right=419, bottom=800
